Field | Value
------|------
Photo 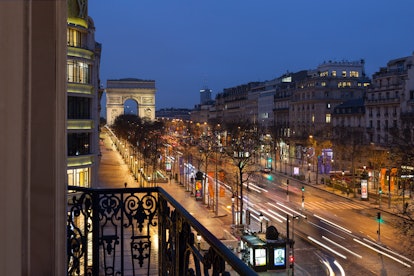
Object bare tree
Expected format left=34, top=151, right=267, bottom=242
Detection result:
left=223, top=123, right=261, bottom=227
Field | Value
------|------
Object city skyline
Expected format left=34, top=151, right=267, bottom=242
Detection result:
left=89, top=0, right=414, bottom=113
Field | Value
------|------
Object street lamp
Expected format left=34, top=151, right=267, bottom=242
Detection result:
left=259, top=212, right=264, bottom=233
left=231, top=194, right=235, bottom=225
left=286, top=179, right=289, bottom=201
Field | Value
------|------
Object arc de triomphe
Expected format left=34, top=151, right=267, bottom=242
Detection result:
left=106, top=78, right=156, bottom=125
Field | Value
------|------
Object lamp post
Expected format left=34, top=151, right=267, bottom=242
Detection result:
left=286, top=179, right=289, bottom=201
left=259, top=212, right=264, bottom=233
left=231, top=195, right=235, bottom=225
left=215, top=147, right=219, bottom=216
left=301, top=186, right=305, bottom=210
left=287, top=214, right=300, bottom=275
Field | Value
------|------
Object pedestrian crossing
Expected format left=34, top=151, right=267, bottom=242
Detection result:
left=304, top=200, right=366, bottom=211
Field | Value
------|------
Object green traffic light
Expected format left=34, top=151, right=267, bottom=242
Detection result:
left=376, top=212, right=384, bottom=223
left=301, top=186, right=305, bottom=192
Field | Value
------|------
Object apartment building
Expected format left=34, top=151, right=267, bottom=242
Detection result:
left=67, top=1, right=102, bottom=187
left=289, top=60, right=370, bottom=140
left=365, top=54, right=414, bottom=145
left=214, top=82, right=261, bottom=124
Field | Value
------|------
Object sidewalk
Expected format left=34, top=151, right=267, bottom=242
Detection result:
left=98, top=128, right=234, bottom=239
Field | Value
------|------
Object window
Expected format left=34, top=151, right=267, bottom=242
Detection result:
left=350, top=71, right=359, bottom=77
left=325, top=114, right=331, bottom=123
left=327, top=103, right=331, bottom=109
left=332, top=71, right=337, bottom=77
left=67, top=28, right=82, bottom=47
left=67, top=60, right=91, bottom=84
left=321, top=81, right=326, bottom=87
left=68, top=96, right=91, bottom=119
left=68, top=133, right=91, bottom=156
left=67, top=167, right=91, bottom=187
left=342, top=71, right=347, bottom=77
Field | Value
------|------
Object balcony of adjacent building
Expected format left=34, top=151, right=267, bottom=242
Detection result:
left=67, top=186, right=256, bottom=276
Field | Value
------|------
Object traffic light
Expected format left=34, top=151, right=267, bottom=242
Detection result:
left=301, top=186, right=305, bottom=192
left=379, top=187, right=382, bottom=194
left=377, top=212, right=383, bottom=223
left=289, top=254, right=294, bottom=268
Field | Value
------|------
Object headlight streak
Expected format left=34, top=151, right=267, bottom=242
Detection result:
left=322, top=236, right=362, bottom=258
left=308, top=221, right=345, bottom=240
left=321, top=259, right=335, bottom=276
left=353, top=238, right=412, bottom=268
left=308, top=236, right=347, bottom=259
left=266, top=208, right=288, bottom=221
left=275, top=202, right=306, bottom=218
left=362, top=238, right=414, bottom=264
left=333, top=260, right=346, bottom=276
left=242, top=183, right=262, bottom=193
left=314, top=214, right=352, bottom=234
left=266, top=202, right=293, bottom=217
left=244, top=182, right=268, bottom=193
left=259, top=209, right=284, bottom=223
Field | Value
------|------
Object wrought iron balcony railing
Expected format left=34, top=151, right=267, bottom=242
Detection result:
left=67, top=186, right=257, bottom=276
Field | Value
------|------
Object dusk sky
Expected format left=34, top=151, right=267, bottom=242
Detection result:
left=89, top=0, right=414, bottom=112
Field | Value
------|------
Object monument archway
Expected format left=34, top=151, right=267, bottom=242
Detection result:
left=106, top=78, right=156, bottom=125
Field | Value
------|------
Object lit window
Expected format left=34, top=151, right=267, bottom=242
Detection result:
left=332, top=71, right=337, bottom=77
left=342, top=71, right=347, bottom=77
left=321, top=82, right=326, bottom=87
left=67, top=28, right=82, bottom=47
left=67, top=167, right=91, bottom=187
left=350, top=71, right=359, bottom=77
left=325, top=114, right=331, bottom=123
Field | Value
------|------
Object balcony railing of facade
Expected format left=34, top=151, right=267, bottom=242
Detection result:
left=67, top=186, right=256, bottom=276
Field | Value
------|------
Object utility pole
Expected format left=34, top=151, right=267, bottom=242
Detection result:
left=301, top=186, right=305, bottom=210
left=377, top=212, right=381, bottom=243
left=286, top=179, right=289, bottom=201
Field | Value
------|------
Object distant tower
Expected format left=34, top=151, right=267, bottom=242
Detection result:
left=200, top=87, right=212, bottom=104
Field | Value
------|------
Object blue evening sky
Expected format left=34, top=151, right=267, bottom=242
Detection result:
left=89, top=0, right=414, bottom=112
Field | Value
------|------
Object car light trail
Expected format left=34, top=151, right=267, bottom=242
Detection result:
left=266, top=202, right=293, bottom=217
left=314, top=214, right=352, bottom=234
left=333, top=260, right=345, bottom=276
left=259, top=209, right=284, bottom=223
left=245, top=182, right=268, bottom=193
left=353, top=238, right=412, bottom=268
left=266, top=208, right=288, bottom=221
left=362, top=238, right=414, bottom=264
left=308, top=221, right=345, bottom=240
left=275, top=202, right=306, bottom=218
left=243, top=183, right=262, bottom=193
left=308, top=236, right=347, bottom=259
left=321, top=259, right=335, bottom=276
left=322, top=236, right=362, bottom=258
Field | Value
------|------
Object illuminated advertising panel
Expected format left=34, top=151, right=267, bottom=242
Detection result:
left=274, top=247, right=286, bottom=266
left=254, top=248, right=267, bottom=266
left=361, top=179, right=368, bottom=199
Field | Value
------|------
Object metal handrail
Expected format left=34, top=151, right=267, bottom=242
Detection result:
left=67, top=186, right=257, bottom=276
